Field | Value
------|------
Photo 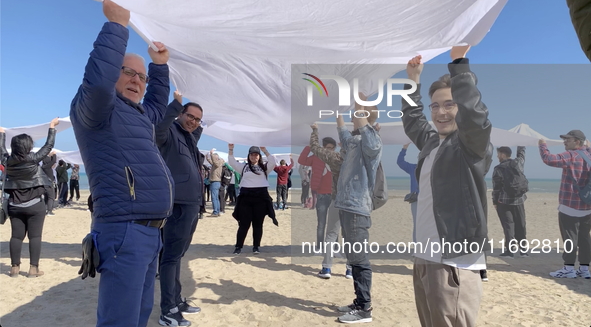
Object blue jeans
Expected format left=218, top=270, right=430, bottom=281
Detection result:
left=94, top=221, right=162, bottom=327
left=160, top=204, right=200, bottom=313
left=340, top=210, right=372, bottom=310
left=210, top=182, right=221, bottom=214
left=315, top=193, right=332, bottom=250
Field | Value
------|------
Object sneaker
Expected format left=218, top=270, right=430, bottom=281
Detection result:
left=549, top=267, right=577, bottom=278
left=499, top=252, right=514, bottom=258
left=253, top=247, right=260, bottom=254
left=480, top=270, right=488, bottom=282
left=178, top=298, right=201, bottom=315
left=338, top=307, right=373, bottom=324
left=345, top=269, right=353, bottom=279
left=159, top=307, right=191, bottom=326
left=576, top=268, right=591, bottom=279
left=208, top=213, right=219, bottom=217
left=337, top=303, right=357, bottom=313
left=46, top=211, right=55, bottom=216
left=233, top=247, right=242, bottom=255
left=318, top=268, right=331, bottom=279
left=519, top=251, right=529, bottom=258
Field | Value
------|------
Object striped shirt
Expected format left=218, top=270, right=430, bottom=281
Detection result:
left=539, top=144, right=591, bottom=210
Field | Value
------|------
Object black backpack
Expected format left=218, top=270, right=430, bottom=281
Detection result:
left=501, top=159, right=529, bottom=198
left=221, top=166, right=232, bottom=186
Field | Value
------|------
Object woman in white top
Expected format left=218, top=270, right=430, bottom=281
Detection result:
left=228, top=144, right=277, bottom=254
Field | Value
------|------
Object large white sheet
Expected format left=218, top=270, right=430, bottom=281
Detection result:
left=112, top=0, right=508, bottom=146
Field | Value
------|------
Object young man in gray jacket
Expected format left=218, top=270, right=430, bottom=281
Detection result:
left=334, top=98, right=382, bottom=324
left=155, top=91, right=205, bottom=327
left=402, top=46, right=493, bottom=327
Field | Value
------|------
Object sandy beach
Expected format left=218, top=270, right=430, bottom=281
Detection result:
left=1, top=189, right=590, bottom=327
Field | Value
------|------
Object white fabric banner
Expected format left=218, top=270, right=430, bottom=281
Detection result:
left=111, top=0, right=508, bottom=146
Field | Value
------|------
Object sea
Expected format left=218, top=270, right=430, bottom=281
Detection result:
left=77, top=173, right=560, bottom=194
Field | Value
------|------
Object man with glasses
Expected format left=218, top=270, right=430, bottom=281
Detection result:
left=401, top=46, right=493, bottom=327
left=155, top=91, right=204, bottom=326
left=70, top=1, right=174, bottom=326
left=539, top=131, right=591, bottom=279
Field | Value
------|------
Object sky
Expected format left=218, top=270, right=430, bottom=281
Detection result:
left=1, top=0, right=589, bottom=179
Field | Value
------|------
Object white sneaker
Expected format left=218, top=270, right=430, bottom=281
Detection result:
left=549, top=267, right=577, bottom=278
left=576, top=268, right=591, bottom=279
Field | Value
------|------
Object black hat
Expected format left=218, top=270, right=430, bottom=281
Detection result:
left=249, top=146, right=261, bottom=155
left=560, top=130, right=586, bottom=141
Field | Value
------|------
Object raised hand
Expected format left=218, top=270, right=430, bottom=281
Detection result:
left=260, top=146, right=268, bottom=153
left=403, top=142, right=411, bottom=150
left=538, top=138, right=546, bottom=146
left=0, top=127, right=5, bottom=133
left=103, top=0, right=130, bottom=27
left=148, top=41, right=169, bottom=65
left=50, top=117, right=60, bottom=128
left=173, top=90, right=183, bottom=104
left=406, top=55, right=423, bottom=83
left=228, top=143, right=235, bottom=151
left=450, top=45, right=471, bottom=61
left=310, top=123, right=318, bottom=130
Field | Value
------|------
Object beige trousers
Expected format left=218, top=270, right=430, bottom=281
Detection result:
left=413, top=257, right=483, bottom=327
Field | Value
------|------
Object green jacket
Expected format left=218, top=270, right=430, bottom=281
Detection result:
left=568, top=0, right=591, bottom=61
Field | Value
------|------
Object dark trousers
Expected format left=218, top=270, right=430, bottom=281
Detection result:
left=94, top=221, right=162, bottom=327
left=58, top=181, right=68, bottom=205
left=301, top=181, right=310, bottom=204
left=496, top=203, right=527, bottom=252
left=69, top=179, right=80, bottom=201
left=235, top=195, right=267, bottom=248
left=219, top=185, right=226, bottom=213
left=559, top=212, right=591, bottom=265
left=7, top=201, right=46, bottom=266
left=226, top=184, right=236, bottom=203
left=204, top=184, right=210, bottom=202
left=340, top=210, right=372, bottom=310
left=44, top=185, right=56, bottom=213
left=160, top=203, right=200, bottom=313
left=276, top=184, right=288, bottom=207
left=315, top=193, right=332, bottom=250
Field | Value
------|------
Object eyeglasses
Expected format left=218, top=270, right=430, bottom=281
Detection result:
left=428, top=100, right=456, bottom=113
left=121, top=66, right=149, bottom=83
left=185, top=113, right=201, bottom=123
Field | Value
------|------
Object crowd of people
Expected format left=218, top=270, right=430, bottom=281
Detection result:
left=1, top=0, right=590, bottom=326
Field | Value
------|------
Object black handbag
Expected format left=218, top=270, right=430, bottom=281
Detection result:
left=404, top=192, right=418, bottom=204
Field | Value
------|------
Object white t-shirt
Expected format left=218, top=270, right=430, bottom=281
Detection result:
left=228, top=155, right=276, bottom=188
left=414, top=139, right=486, bottom=270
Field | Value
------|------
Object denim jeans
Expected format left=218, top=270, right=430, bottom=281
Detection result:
left=160, top=204, right=200, bottom=313
left=315, top=193, right=332, bottom=250
left=322, top=201, right=351, bottom=271
left=340, top=210, right=372, bottom=310
left=94, top=221, right=162, bottom=327
left=210, top=181, right=221, bottom=214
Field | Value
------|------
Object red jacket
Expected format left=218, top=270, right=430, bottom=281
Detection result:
left=298, top=146, right=332, bottom=194
left=273, top=159, right=294, bottom=185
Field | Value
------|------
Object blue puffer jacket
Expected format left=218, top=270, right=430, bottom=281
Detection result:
left=70, top=22, right=174, bottom=223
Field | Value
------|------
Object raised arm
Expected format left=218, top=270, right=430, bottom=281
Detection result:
left=539, top=140, right=573, bottom=168
left=514, top=146, right=526, bottom=171
left=310, top=124, right=342, bottom=166
left=142, top=52, right=170, bottom=124
left=449, top=46, right=492, bottom=159
left=155, top=98, right=183, bottom=147
left=227, top=144, right=245, bottom=172
left=397, top=146, right=415, bottom=175
left=31, top=118, right=59, bottom=163
left=298, top=146, right=314, bottom=166
left=261, top=147, right=277, bottom=173
left=401, top=55, right=437, bottom=150
left=70, top=1, right=131, bottom=129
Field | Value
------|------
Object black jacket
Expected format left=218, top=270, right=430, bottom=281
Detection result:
left=155, top=100, right=204, bottom=206
left=3, top=128, right=56, bottom=190
left=41, top=154, right=57, bottom=183
left=401, top=58, right=493, bottom=259
left=56, top=163, right=71, bottom=183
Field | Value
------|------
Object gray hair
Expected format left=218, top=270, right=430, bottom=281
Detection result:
left=124, top=53, right=146, bottom=65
